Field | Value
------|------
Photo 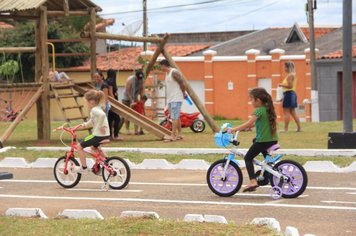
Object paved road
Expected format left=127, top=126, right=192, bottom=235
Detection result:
left=0, top=168, right=355, bottom=235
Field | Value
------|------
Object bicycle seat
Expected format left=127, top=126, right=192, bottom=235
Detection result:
left=99, top=139, right=111, bottom=145
left=267, top=144, right=280, bottom=153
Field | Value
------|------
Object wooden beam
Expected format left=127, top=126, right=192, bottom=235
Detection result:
left=47, top=11, right=88, bottom=17
left=49, top=52, right=90, bottom=57
left=0, top=47, right=36, bottom=53
left=0, top=14, right=39, bottom=20
left=47, top=38, right=90, bottom=43
left=162, top=49, right=219, bottom=133
left=0, top=83, right=42, bottom=89
left=144, top=33, right=169, bottom=78
left=80, top=31, right=164, bottom=43
left=0, top=85, right=44, bottom=147
left=89, top=8, right=97, bottom=84
left=37, top=6, right=51, bottom=141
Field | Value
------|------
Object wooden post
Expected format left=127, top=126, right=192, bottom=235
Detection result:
left=89, top=8, right=97, bottom=83
left=63, top=0, right=70, bottom=16
left=144, top=33, right=169, bottom=78
left=37, top=6, right=50, bottom=141
left=162, top=49, right=219, bottom=132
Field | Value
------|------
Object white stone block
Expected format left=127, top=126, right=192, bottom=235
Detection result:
left=250, top=217, right=281, bottom=233
left=184, top=214, right=204, bottom=222
left=31, top=158, right=57, bottom=168
left=204, top=214, right=228, bottom=224
left=176, top=159, right=210, bottom=170
left=135, top=159, right=175, bottom=169
left=341, top=161, right=356, bottom=173
left=0, top=157, right=29, bottom=168
left=120, top=211, right=159, bottom=219
left=303, top=161, right=340, bottom=172
left=59, top=209, right=104, bottom=219
left=285, top=226, right=299, bottom=236
left=0, top=147, right=16, bottom=153
left=6, top=208, right=47, bottom=218
left=124, top=159, right=137, bottom=169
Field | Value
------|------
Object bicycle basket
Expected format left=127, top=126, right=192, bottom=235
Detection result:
left=214, top=132, right=232, bottom=147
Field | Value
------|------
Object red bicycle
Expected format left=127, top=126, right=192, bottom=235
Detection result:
left=53, top=124, right=130, bottom=190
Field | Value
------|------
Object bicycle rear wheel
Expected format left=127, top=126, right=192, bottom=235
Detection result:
left=54, top=156, right=81, bottom=188
left=207, top=159, right=243, bottom=197
left=270, top=160, right=308, bottom=198
left=102, top=156, right=131, bottom=190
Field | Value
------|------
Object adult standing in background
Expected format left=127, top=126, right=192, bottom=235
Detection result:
left=121, top=70, right=145, bottom=135
left=279, top=61, right=301, bottom=132
left=160, top=59, right=186, bottom=142
left=106, top=69, right=123, bottom=141
left=94, top=69, right=110, bottom=117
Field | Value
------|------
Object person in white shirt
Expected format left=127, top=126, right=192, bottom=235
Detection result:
left=75, top=89, right=110, bottom=173
left=160, top=59, right=186, bottom=142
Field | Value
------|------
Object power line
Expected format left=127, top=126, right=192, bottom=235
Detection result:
left=99, top=0, right=234, bottom=16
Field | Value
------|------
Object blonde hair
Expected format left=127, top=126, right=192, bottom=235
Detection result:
left=285, top=61, right=295, bottom=73
left=84, top=89, right=105, bottom=106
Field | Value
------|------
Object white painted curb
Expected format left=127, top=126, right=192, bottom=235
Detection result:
left=341, top=161, right=356, bottom=172
left=58, top=209, right=104, bottom=219
left=0, top=147, right=16, bottom=153
left=175, top=159, right=210, bottom=170
left=120, top=211, right=159, bottom=219
left=135, top=159, right=175, bottom=169
left=204, top=214, right=228, bottom=224
left=183, top=214, right=204, bottom=222
left=303, top=161, right=340, bottom=172
left=285, top=226, right=299, bottom=236
left=250, top=217, right=281, bottom=233
left=5, top=208, right=48, bottom=219
left=0, top=157, right=30, bottom=168
left=31, top=158, right=57, bottom=168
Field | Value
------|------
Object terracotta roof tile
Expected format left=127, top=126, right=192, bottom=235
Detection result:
left=66, top=44, right=210, bottom=71
left=0, top=21, right=14, bottom=29
left=320, top=46, right=356, bottom=59
left=300, top=27, right=337, bottom=40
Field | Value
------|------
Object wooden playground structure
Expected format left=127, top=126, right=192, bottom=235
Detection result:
left=0, top=0, right=218, bottom=148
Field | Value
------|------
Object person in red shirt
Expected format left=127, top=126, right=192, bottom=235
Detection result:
left=131, top=94, right=147, bottom=135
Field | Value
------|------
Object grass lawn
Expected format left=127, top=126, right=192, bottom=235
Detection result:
left=0, top=217, right=276, bottom=236
left=0, top=119, right=355, bottom=149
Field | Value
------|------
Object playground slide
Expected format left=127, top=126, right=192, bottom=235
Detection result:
left=74, top=83, right=171, bottom=139
left=0, top=85, right=44, bottom=148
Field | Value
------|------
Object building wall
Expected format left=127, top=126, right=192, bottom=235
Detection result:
left=317, top=59, right=356, bottom=121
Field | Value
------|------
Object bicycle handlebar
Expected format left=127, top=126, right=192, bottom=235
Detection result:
left=53, top=124, right=83, bottom=136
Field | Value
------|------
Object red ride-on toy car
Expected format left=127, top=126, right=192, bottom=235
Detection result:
left=159, top=107, right=206, bottom=133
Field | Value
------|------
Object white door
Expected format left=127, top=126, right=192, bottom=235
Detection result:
left=258, top=78, right=272, bottom=95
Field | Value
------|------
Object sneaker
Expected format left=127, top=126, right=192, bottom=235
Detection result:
left=73, top=166, right=91, bottom=174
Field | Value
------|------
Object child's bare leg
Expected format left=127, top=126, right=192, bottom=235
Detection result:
left=76, top=144, right=87, bottom=167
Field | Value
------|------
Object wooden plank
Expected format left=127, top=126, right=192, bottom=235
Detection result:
left=0, top=83, right=42, bottom=89
left=89, top=8, right=97, bottom=84
left=47, top=11, right=88, bottom=17
left=47, top=38, right=90, bottom=43
left=62, top=105, right=84, bottom=110
left=0, top=86, right=44, bottom=147
left=49, top=52, right=90, bottom=57
left=80, top=32, right=164, bottom=44
left=74, top=84, right=171, bottom=138
left=0, top=47, right=36, bottom=53
left=144, top=33, right=169, bottom=78
left=162, top=49, right=219, bottom=132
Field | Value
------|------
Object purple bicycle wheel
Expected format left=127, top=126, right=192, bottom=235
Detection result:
left=271, top=160, right=308, bottom=198
left=207, top=159, right=243, bottom=197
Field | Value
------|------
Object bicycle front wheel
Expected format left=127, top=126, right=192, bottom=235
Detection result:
left=270, top=160, right=308, bottom=198
left=53, top=156, right=81, bottom=188
left=207, top=159, right=243, bottom=197
left=102, top=156, right=131, bottom=190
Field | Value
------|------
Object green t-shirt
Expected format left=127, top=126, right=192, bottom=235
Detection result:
left=253, top=106, right=278, bottom=142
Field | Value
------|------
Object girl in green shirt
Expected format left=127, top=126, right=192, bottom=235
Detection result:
left=231, top=88, right=278, bottom=192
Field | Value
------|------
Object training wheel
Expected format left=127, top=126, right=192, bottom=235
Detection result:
left=101, top=182, right=109, bottom=191
left=269, top=186, right=283, bottom=199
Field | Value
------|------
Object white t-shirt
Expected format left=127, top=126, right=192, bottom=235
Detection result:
left=165, top=68, right=184, bottom=103
left=83, top=105, right=110, bottom=137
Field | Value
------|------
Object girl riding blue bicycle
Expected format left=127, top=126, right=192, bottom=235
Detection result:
left=230, top=87, right=278, bottom=192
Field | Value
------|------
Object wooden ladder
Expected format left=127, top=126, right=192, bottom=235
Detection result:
left=51, top=82, right=88, bottom=125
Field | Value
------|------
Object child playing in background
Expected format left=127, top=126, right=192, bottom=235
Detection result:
left=132, top=94, right=147, bottom=135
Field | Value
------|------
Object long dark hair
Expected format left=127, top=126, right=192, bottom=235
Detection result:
left=249, top=88, right=277, bottom=135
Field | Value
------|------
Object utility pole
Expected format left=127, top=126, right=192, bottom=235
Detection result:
left=306, top=0, right=319, bottom=121
left=143, top=0, right=148, bottom=51
left=343, top=0, right=353, bottom=132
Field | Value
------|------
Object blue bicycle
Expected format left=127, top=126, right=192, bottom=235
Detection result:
left=207, top=123, right=308, bottom=199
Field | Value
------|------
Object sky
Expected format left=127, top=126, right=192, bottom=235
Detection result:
left=92, top=0, right=356, bottom=35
